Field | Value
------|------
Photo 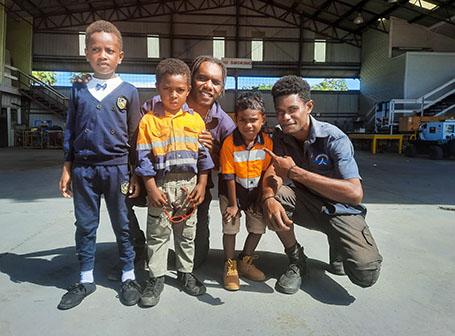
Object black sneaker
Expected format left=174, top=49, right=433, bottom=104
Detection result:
left=276, top=264, right=305, bottom=294
left=140, top=277, right=164, bottom=308
left=177, top=272, right=206, bottom=296
left=120, top=279, right=141, bottom=306
left=57, top=282, right=96, bottom=310
left=275, top=243, right=307, bottom=295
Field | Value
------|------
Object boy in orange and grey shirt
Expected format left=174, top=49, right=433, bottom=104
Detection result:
left=135, top=58, right=214, bottom=307
left=219, top=91, right=273, bottom=291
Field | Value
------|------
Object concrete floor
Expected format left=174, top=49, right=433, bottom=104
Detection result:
left=0, top=148, right=454, bottom=336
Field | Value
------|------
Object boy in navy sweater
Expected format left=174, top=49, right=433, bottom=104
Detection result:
left=58, top=20, right=141, bottom=309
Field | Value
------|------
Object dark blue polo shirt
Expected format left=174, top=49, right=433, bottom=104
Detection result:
left=273, top=115, right=364, bottom=215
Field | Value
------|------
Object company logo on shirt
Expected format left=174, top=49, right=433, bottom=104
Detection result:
left=313, top=153, right=329, bottom=166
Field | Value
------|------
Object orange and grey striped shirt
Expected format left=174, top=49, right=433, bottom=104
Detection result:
left=219, top=129, right=273, bottom=209
left=135, top=102, right=214, bottom=179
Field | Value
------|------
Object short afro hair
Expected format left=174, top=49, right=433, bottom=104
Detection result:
left=271, top=75, right=311, bottom=106
left=235, top=91, right=265, bottom=115
left=85, top=20, right=123, bottom=49
left=155, top=58, right=191, bottom=86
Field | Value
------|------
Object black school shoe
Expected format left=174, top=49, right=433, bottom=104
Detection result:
left=140, top=276, right=164, bottom=308
left=177, top=272, right=206, bottom=296
left=120, top=279, right=142, bottom=306
left=57, top=282, right=96, bottom=310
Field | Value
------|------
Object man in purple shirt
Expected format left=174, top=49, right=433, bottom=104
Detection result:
left=142, top=56, right=236, bottom=268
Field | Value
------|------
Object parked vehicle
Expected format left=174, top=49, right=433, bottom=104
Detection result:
left=405, top=120, right=455, bottom=159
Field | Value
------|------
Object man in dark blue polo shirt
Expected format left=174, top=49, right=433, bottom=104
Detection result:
left=262, top=75, right=382, bottom=294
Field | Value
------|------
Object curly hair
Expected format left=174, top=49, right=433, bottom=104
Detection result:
left=155, top=58, right=191, bottom=85
left=271, top=75, right=311, bottom=105
left=85, top=20, right=123, bottom=49
left=235, top=91, right=265, bottom=115
left=190, top=55, right=227, bottom=90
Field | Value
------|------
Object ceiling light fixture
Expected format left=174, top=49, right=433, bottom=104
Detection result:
left=353, top=12, right=365, bottom=25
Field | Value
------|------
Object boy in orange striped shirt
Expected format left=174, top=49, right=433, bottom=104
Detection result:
left=219, top=91, right=273, bottom=291
left=135, top=58, right=214, bottom=307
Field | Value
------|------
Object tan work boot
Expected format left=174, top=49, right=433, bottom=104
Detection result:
left=238, top=255, right=266, bottom=281
left=223, top=259, right=240, bottom=291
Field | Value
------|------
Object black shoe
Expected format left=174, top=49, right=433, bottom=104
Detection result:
left=177, top=272, right=206, bottom=296
left=120, top=279, right=141, bottom=306
left=57, top=282, right=96, bottom=310
left=275, top=243, right=307, bottom=295
left=140, top=277, right=164, bottom=307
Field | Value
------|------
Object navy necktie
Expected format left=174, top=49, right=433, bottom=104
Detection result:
left=96, top=83, right=107, bottom=91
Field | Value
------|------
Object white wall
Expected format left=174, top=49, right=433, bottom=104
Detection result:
left=404, top=52, right=455, bottom=98
left=360, top=29, right=406, bottom=115
left=390, top=17, right=455, bottom=55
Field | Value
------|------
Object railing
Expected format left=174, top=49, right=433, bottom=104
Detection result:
left=376, top=78, right=455, bottom=134
left=4, top=64, right=68, bottom=115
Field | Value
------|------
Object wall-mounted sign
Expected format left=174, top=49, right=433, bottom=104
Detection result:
left=222, top=58, right=253, bottom=69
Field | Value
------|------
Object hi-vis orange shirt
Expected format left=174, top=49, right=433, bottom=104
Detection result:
left=135, top=105, right=214, bottom=179
left=219, top=129, right=273, bottom=209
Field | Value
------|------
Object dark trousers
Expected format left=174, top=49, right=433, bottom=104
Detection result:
left=126, top=198, right=146, bottom=249
left=193, top=186, right=212, bottom=266
left=72, top=164, right=135, bottom=273
left=275, top=185, right=382, bottom=288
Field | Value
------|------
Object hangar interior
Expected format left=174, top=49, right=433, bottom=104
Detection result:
left=0, top=0, right=454, bottom=149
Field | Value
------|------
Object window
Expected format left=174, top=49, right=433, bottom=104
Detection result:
left=213, top=37, right=225, bottom=59
left=409, top=0, right=437, bottom=10
left=147, top=35, right=160, bottom=58
left=78, top=32, right=85, bottom=56
left=314, top=39, right=326, bottom=63
left=251, top=40, right=263, bottom=62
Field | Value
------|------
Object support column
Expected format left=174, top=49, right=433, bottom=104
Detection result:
left=0, top=0, right=7, bottom=84
left=6, top=15, right=33, bottom=76
left=6, top=106, right=12, bottom=146
left=17, top=107, right=21, bottom=124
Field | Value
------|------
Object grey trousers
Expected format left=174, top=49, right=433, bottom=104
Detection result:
left=275, top=185, right=383, bottom=288
left=146, top=173, right=197, bottom=277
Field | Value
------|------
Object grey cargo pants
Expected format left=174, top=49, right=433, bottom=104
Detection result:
left=275, top=185, right=382, bottom=288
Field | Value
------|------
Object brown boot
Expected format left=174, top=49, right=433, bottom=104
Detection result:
left=238, top=255, right=266, bottom=281
left=223, top=259, right=240, bottom=291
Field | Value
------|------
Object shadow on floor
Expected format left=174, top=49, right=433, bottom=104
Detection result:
left=0, top=244, right=355, bottom=306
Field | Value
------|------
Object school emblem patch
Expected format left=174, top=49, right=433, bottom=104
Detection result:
left=117, top=96, right=128, bottom=110
left=120, top=181, right=129, bottom=195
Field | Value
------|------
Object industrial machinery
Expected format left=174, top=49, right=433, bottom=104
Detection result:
left=405, top=120, right=455, bottom=159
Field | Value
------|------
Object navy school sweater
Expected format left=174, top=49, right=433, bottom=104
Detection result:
left=63, top=82, right=142, bottom=166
